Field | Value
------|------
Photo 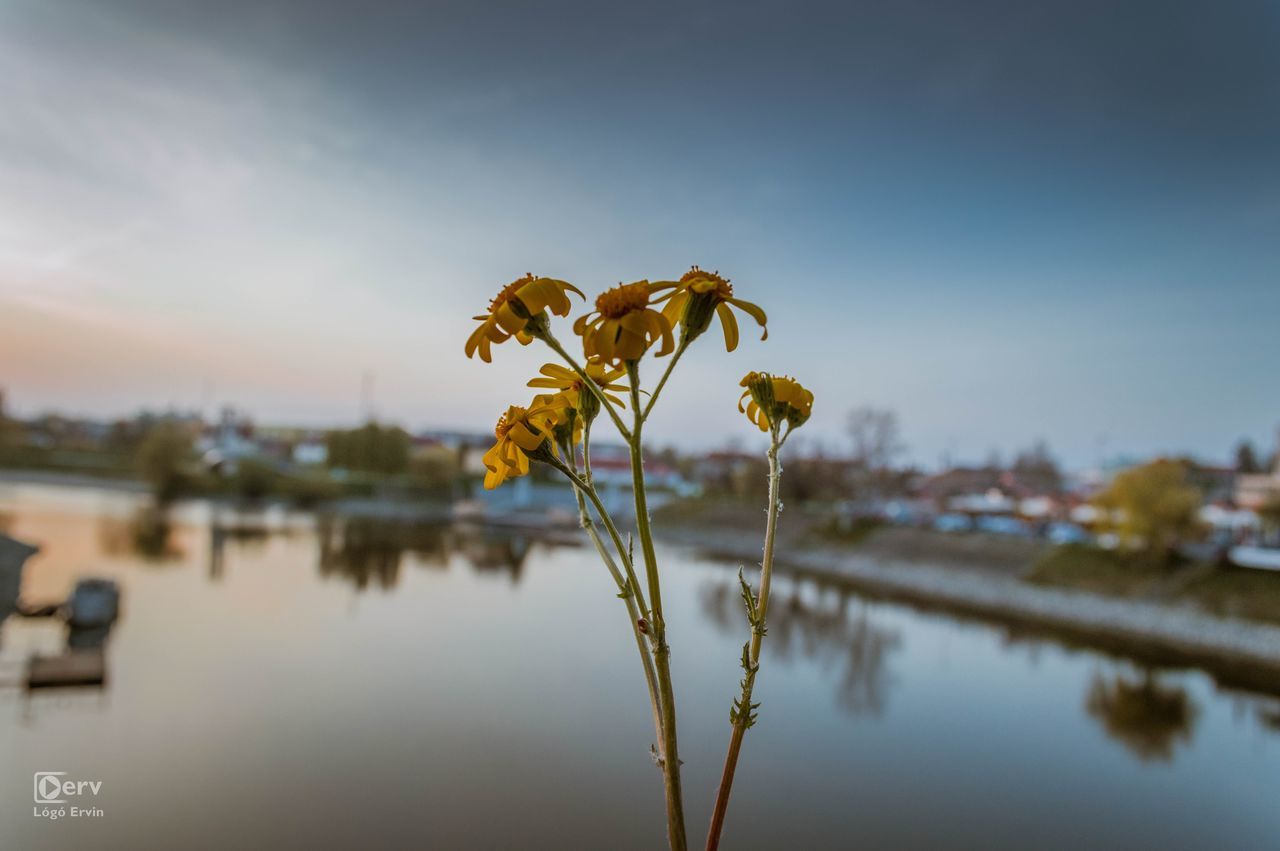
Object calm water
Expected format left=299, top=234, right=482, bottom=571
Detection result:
left=2, top=482, right=1278, bottom=850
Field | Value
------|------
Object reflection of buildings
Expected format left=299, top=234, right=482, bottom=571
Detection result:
left=1085, top=670, right=1197, bottom=762
left=199, top=508, right=572, bottom=592
left=700, top=574, right=901, bottom=716
left=313, top=516, right=551, bottom=591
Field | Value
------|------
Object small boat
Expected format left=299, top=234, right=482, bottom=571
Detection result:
left=1228, top=545, right=1280, bottom=572
left=0, top=534, right=39, bottom=623
left=66, top=578, right=121, bottom=629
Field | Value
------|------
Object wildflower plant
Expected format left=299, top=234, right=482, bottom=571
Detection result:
left=465, top=267, right=811, bottom=850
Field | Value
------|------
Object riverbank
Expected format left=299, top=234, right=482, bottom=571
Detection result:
left=656, top=519, right=1280, bottom=695
left=0, top=469, right=151, bottom=493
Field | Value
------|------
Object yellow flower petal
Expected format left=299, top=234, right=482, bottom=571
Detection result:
left=716, top=302, right=739, bottom=352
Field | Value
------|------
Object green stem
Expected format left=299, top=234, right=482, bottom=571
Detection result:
left=555, top=461, right=650, bottom=621
left=705, top=428, right=782, bottom=851
left=541, top=333, right=632, bottom=440
left=626, top=360, right=687, bottom=851
left=569, top=473, right=665, bottom=752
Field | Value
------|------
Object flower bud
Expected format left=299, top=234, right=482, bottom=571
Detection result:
left=577, top=384, right=601, bottom=424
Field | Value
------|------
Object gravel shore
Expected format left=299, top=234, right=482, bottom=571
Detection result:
left=662, top=527, right=1280, bottom=694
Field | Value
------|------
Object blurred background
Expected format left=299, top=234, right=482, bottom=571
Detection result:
left=2, top=1, right=1279, bottom=848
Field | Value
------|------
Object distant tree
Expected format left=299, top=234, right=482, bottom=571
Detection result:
left=409, top=445, right=460, bottom=494
left=0, top=388, right=14, bottom=449
left=846, top=406, right=902, bottom=471
left=234, top=458, right=277, bottom=502
left=1014, top=440, right=1063, bottom=494
left=1091, top=459, right=1202, bottom=560
left=1235, top=440, right=1261, bottom=474
left=327, top=423, right=411, bottom=475
left=105, top=420, right=145, bottom=455
left=135, top=422, right=193, bottom=503
left=846, top=406, right=904, bottom=500
left=779, top=451, right=850, bottom=503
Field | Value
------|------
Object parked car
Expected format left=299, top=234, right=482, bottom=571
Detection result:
left=976, top=515, right=1031, bottom=537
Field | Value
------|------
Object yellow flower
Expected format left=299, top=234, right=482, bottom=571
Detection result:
left=738, top=372, right=813, bottom=433
left=573, top=280, right=674, bottom=364
left=465, top=274, right=584, bottom=362
left=653, top=267, right=767, bottom=351
left=528, top=362, right=628, bottom=406
left=481, top=395, right=571, bottom=489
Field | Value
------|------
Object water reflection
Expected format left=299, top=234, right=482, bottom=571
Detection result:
left=700, top=575, right=902, bottom=716
left=317, top=516, right=448, bottom=591
left=454, top=528, right=534, bottom=583
left=100, top=504, right=182, bottom=562
left=313, top=516, right=542, bottom=591
left=1257, top=705, right=1280, bottom=732
left=1085, top=670, right=1198, bottom=762
left=6, top=483, right=1280, bottom=849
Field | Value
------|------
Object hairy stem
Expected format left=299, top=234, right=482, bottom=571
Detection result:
left=571, top=476, right=665, bottom=752
left=705, top=429, right=782, bottom=851
left=626, top=360, right=687, bottom=851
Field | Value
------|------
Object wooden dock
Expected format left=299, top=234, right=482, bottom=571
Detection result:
left=26, top=650, right=106, bottom=689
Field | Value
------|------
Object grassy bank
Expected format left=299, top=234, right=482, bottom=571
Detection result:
left=656, top=498, right=1280, bottom=628
left=1028, top=544, right=1280, bottom=627
left=0, top=460, right=461, bottom=508
left=1026, top=545, right=1181, bottom=596
left=653, top=497, right=1046, bottom=574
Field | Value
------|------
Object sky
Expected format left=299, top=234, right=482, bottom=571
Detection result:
left=1, top=0, right=1277, bottom=469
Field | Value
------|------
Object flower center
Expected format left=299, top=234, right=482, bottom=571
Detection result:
left=494, top=406, right=528, bottom=439
left=595, top=281, right=651, bottom=319
left=488, top=274, right=536, bottom=312
left=680, top=267, right=733, bottom=299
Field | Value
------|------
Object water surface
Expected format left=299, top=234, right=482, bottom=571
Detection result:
left=2, top=482, right=1277, bottom=849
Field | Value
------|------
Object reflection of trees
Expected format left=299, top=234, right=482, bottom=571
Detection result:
left=700, top=576, right=901, bottom=716
left=1085, top=670, right=1197, bottom=762
left=317, top=516, right=449, bottom=591
left=99, top=503, right=182, bottom=562
left=1256, top=705, right=1280, bottom=732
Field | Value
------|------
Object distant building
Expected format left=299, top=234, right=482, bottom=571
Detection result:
left=196, top=406, right=260, bottom=472
left=292, top=440, right=329, bottom=466
left=1237, top=472, right=1280, bottom=510
left=1235, top=430, right=1280, bottom=510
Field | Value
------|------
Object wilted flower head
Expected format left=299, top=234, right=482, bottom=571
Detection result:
left=738, top=372, right=813, bottom=434
left=465, top=274, right=584, bottom=362
left=573, top=280, right=674, bottom=364
left=653, top=266, right=767, bottom=351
